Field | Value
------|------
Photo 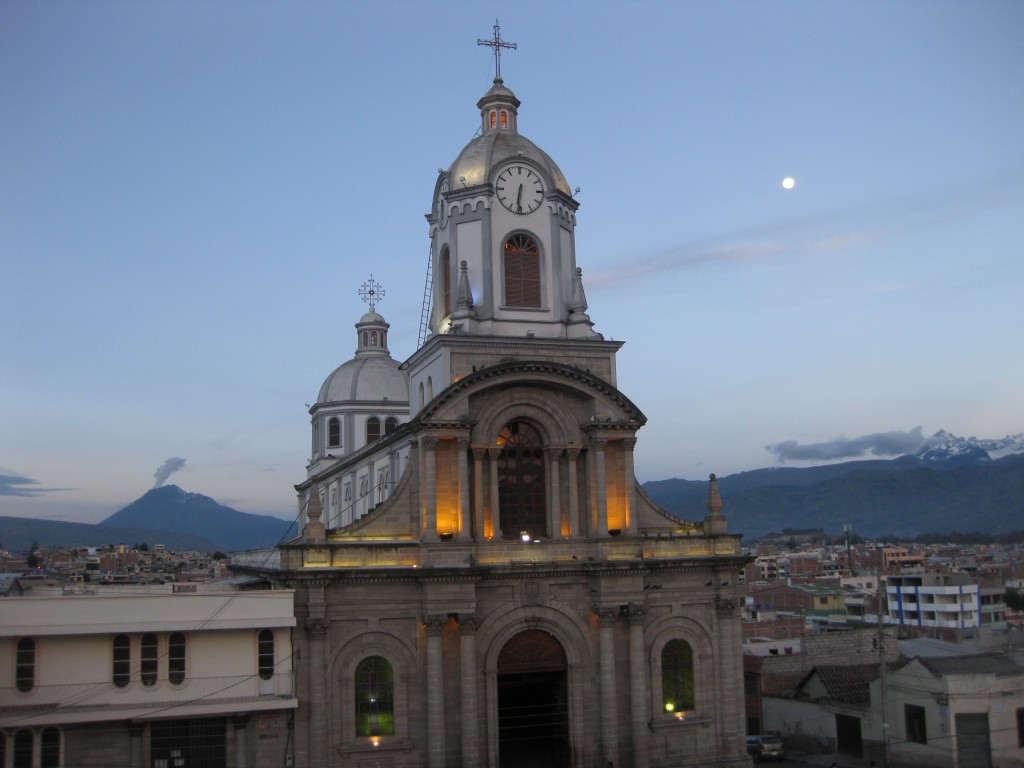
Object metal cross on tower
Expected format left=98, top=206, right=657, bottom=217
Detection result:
left=358, top=275, right=385, bottom=312
left=478, top=20, right=516, bottom=80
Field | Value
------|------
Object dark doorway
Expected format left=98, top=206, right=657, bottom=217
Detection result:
left=835, top=713, right=863, bottom=758
left=956, top=713, right=992, bottom=768
left=498, top=629, right=569, bottom=768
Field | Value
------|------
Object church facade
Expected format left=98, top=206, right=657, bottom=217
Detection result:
left=244, top=54, right=751, bottom=768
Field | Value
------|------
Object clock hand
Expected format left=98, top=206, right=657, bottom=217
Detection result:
left=517, top=185, right=523, bottom=206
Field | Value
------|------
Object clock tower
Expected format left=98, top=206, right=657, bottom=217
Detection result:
left=409, top=67, right=619, bottom=413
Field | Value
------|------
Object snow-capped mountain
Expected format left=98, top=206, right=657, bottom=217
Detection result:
left=911, top=430, right=1024, bottom=466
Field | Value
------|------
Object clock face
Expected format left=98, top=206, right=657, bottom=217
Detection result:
left=495, top=164, right=545, bottom=215
left=437, top=179, right=449, bottom=229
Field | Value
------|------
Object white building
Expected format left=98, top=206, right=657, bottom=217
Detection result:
left=887, top=573, right=1007, bottom=631
left=0, top=583, right=296, bottom=768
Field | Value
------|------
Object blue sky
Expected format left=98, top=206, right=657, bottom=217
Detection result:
left=2, top=1, right=1022, bottom=525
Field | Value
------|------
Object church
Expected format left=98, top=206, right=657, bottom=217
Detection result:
left=248, top=28, right=750, bottom=768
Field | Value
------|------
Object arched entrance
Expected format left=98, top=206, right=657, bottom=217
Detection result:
left=497, top=628, right=569, bottom=768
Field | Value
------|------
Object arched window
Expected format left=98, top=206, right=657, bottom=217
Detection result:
left=370, top=331, right=378, bottom=346
left=385, top=417, right=399, bottom=435
left=15, top=638, right=34, bottom=693
left=427, top=377, right=433, bottom=400
left=503, top=234, right=541, bottom=307
left=168, top=632, right=186, bottom=685
left=500, top=110, right=508, bottom=128
left=377, top=467, right=390, bottom=504
left=40, top=727, right=60, bottom=768
left=490, top=110, right=497, bottom=129
left=661, top=639, right=695, bottom=713
left=441, top=247, right=452, bottom=317
left=418, top=382, right=425, bottom=409
left=13, top=731, right=32, bottom=768
left=328, top=417, right=341, bottom=448
left=366, top=417, right=381, bottom=444
left=258, top=630, right=275, bottom=680
left=141, top=633, right=158, bottom=686
left=355, top=656, right=394, bottom=736
left=113, top=634, right=131, bottom=688
left=496, top=420, right=546, bottom=539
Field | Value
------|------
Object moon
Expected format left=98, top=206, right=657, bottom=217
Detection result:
left=782, top=177, right=795, bottom=189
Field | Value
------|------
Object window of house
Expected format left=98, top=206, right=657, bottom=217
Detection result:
left=355, top=656, right=395, bottom=736
left=503, top=234, right=541, bottom=307
left=40, top=727, right=60, bottom=768
left=385, top=417, right=399, bottom=435
left=151, top=718, right=226, bottom=768
left=366, top=417, right=381, bottom=444
left=1017, top=708, right=1024, bottom=748
left=15, top=638, right=34, bottom=693
left=819, top=597, right=828, bottom=605
left=905, top=703, right=927, bottom=744
left=744, top=671, right=759, bottom=696
left=661, top=639, right=695, bottom=713
left=141, top=633, right=158, bottom=686
left=328, top=417, right=341, bottom=449
left=169, top=632, right=186, bottom=685
left=113, top=634, right=131, bottom=688
left=258, top=630, right=274, bottom=681
left=13, top=731, right=32, bottom=768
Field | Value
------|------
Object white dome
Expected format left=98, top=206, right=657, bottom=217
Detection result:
left=317, top=355, right=408, bottom=405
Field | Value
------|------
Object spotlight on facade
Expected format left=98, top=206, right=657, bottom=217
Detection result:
left=520, top=531, right=531, bottom=543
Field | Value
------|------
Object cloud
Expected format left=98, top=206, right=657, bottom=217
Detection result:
left=766, top=427, right=926, bottom=463
left=0, top=471, right=72, bottom=497
left=153, top=457, right=187, bottom=488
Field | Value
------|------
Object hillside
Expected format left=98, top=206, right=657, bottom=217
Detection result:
left=644, top=452, right=1024, bottom=541
left=100, top=485, right=296, bottom=551
left=0, top=515, right=218, bottom=553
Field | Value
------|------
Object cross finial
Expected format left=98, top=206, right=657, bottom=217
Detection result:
left=358, top=275, right=385, bottom=312
left=477, top=19, right=516, bottom=80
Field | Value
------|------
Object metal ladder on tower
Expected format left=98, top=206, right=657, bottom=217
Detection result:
left=417, top=244, right=433, bottom=348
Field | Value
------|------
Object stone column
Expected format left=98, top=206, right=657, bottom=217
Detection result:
left=565, top=446, right=581, bottom=537
left=306, top=617, right=330, bottom=768
left=622, top=438, right=638, bottom=535
left=592, top=437, right=610, bottom=537
left=488, top=446, right=502, bottom=539
left=425, top=615, right=447, bottom=768
left=546, top=447, right=562, bottom=538
left=627, top=606, right=649, bottom=768
left=233, top=715, right=250, bottom=768
left=715, top=596, right=745, bottom=763
left=423, top=437, right=439, bottom=541
left=472, top=447, right=486, bottom=540
left=459, top=616, right=481, bottom=767
left=596, top=606, right=619, bottom=767
left=458, top=437, right=472, bottom=541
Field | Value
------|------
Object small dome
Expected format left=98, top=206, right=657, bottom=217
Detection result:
left=317, top=356, right=408, bottom=405
left=314, top=309, right=409, bottom=406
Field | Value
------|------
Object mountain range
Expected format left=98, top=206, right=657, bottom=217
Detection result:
left=643, top=430, right=1024, bottom=541
left=3, top=431, right=1022, bottom=554
left=1, top=485, right=296, bottom=554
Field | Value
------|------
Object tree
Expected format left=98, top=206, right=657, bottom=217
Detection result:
left=26, top=540, right=41, bottom=569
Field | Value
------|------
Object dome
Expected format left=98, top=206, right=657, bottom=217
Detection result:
left=448, top=130, right=571, bottom=195
left=316, top=355, right=408, bottom=405
left=447, top=78, right=571, bottom=195
left=314, top=309, right=409, bottom=407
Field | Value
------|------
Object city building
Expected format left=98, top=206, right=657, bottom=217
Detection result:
left=234, top=41, right=750, bottom=768
left=0, top=583, right=296, bottom=768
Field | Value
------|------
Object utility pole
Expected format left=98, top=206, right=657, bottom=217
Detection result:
left=876, top=567, right=890, bottom=767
